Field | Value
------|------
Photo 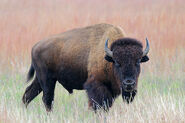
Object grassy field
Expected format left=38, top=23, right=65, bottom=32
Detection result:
left=0, top=0, right=185, bottom=122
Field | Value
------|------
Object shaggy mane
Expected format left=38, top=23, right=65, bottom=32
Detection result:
left=111, top=38, right=143, bottom=50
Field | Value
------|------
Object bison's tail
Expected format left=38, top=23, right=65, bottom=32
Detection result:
left=26, top=63, right=35, bottom=82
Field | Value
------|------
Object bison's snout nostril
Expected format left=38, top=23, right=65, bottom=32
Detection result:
left=122, top=79, right=136, bottom=92
left=123, top=79, right=136, bottom=86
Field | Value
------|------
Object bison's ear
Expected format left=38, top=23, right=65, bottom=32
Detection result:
left=105, top=55, right=114, bottom=63
left=141, top=55, right=149, bottom=63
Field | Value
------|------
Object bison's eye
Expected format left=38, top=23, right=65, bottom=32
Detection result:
left=115, top=61, right=121, bottom=67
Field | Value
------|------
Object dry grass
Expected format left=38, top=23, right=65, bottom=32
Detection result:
left=0, top=0, right=185, bottom=122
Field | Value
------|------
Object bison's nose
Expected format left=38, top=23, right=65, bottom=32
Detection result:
left=123, top=79, right=135, bottom=85
left=122, top=79, right=136, bottom=91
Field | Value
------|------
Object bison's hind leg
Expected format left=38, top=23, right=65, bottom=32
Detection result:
left=84, top=78, right=114, bottom=111
left=66, top=88, right=73, bottom=94
left=22, top=77, right=42, bottom=107
left=38, top=73, right=57, bottom=112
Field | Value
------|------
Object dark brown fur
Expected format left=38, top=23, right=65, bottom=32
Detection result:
left=22, top=23, right=149, bottom=112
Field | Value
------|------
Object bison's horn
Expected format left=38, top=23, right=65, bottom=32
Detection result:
left=105, top=39, right=113, bottom=57
left=143, top=38, right=150, bottom=56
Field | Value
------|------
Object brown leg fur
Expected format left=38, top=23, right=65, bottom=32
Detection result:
left=39, top=73, right=57, bottom=112
left=84, top=77, right=114, bottom=111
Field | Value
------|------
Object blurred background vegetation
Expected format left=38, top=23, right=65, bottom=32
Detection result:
left=0, top=0, right=184, bottom=122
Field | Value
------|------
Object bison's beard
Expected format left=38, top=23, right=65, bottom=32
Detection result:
left=121, top=89, right=137, bottom=103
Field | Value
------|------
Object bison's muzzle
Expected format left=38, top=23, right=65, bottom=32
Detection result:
left=122, top=78, right=136, bottom=92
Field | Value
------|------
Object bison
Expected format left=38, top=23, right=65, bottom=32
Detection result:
left=22, top=23, right=149, bottom=112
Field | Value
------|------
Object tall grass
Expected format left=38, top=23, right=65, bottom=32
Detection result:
left=0, top=0, right=185, bottom=122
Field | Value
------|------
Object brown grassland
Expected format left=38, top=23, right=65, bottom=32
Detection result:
left=0, top=0, right=185, bottom=123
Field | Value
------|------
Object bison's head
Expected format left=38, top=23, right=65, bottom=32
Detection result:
left=104, top=38, right=149, bottom=94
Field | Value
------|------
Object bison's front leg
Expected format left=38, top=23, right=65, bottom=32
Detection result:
left=84, top=77, right=114, bottom=111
